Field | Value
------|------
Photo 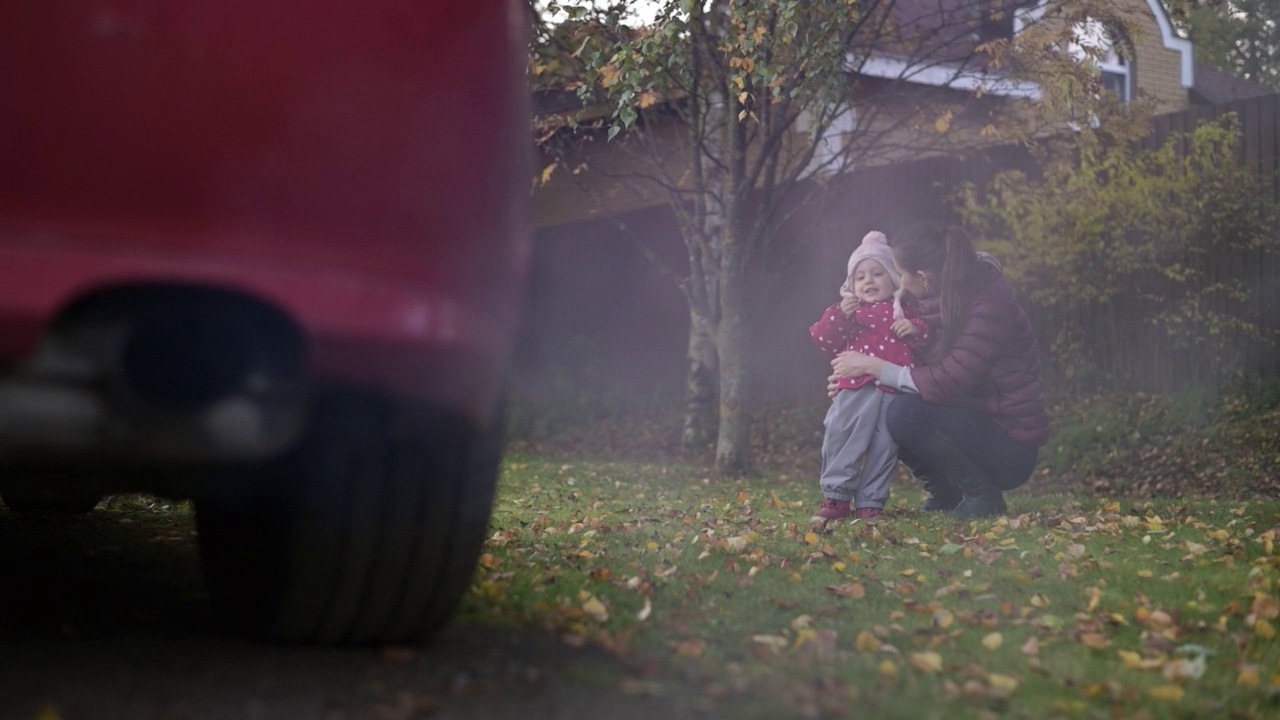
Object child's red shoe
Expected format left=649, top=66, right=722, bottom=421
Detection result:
left=811, top=498, right=851, bottom=522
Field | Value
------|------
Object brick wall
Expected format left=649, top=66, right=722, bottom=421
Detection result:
left=1126, top=0, right=1190, bottom=112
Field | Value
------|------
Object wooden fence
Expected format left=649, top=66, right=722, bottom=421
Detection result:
left=1100, top=94, right=1280, bottom=390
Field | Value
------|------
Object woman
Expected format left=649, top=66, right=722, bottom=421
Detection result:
left=827, top=222, right=1050, bottom=517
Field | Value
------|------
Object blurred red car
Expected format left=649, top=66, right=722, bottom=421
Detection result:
left=0, top=1, right=531, bottom=643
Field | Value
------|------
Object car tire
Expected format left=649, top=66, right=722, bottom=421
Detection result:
left=1, top=489, right=103, bottom=515
left=195, top=388, right=503, bottom=644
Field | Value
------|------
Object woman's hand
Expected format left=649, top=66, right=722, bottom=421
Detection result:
left=831, top=350, right=884, bottom=380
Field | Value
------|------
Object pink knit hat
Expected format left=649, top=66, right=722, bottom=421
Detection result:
left=840, top=231, right=906, bottom=319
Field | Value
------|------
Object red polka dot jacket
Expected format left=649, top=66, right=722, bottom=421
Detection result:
left=810, top=299, right=930, bottom=394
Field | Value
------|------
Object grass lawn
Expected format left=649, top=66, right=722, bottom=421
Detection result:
left=459, top=454, right=1280, bottom=720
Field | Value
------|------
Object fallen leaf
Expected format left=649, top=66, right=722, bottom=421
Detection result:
left=1079, top=633, right=1111, bottom=650
left=803, top=532, right=819, bottom=546
left=987, top=673, right=1020, bottom=694
left=582, top=594, right=609, bottom=623
left=855, top=630, right=881, bottom=653
left=1163, top=655, right=1206, bottom=682
left=1238, top=665, right=1261, bottom=687
left=380, top=646, right=418, bottom=663
left=674, top=639, right=706, bottom=658
left=752, top=634, right=789, bottom=649
left=910, top=651, right=943, bottom=674
left=792, top=627, right=817, bottom=649
left=933, top=609, right=955, bottom=629
left=1148, top=685, right=1185, bottom=701
left=637, top=597, right=652, bottom=622
left=1021, top=636, right=1040, bottom=656
left=879, top=659, right=898, bottom=679
left=1256, top=619, right=1276, bottom=639
left=1030, top=593, right=1050, bottom=608
left=982, top=632, right=1003, bottom=650
left=1118, top=650, right=1145, bottom=669
left=939, top=543, right=963, bottom=555
left=827, top=582, right=866, bottom=600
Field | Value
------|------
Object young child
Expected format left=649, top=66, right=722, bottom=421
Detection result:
left=809, top=231, right=929, bottom=522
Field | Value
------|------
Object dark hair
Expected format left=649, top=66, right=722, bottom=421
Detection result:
left=887, top=222, right=983, bottom=361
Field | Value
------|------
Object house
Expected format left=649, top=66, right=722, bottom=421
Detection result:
left=533, top=0, right=1253, bottom=229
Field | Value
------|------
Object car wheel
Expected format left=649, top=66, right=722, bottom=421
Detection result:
left=1, top=489, right=103, bottom=515
left=195, top=389, right=503, bottom=644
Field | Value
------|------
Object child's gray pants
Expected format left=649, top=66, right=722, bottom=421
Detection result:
left=820, top=387, right=898, bottom=509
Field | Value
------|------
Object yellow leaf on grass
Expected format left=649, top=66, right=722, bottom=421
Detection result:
left=982, top=632, right=1003, bottom=650
left=933, top=609, right=955, bottom=629
left=1030, top=593, right=1050, bottom=608
left=1148, top=685, right=1185, bottom=701
left=1238, top=665, right=1261, bottom=687
left=793, top=627, right=817, bottom=649
left=855, top=631, right=881, bottom=653
left=988, top=674, right=1020, bottom=693
left=1137, top=569, right=1154, bottom=578
left=1118, top=650, right=1145, bottom=669
left=1086, top=587, right=1101, bottom=613
left=752, top=634, right=789, bottom=649
left=804, top=532, right=819, bottom=545
left=910, top=651, right=943, bottom=674
left=879, top=659, right=898, bottom=679
left=1256, top=619, right=1277, bottom=639
left=581, top=595, right=609, bottom=623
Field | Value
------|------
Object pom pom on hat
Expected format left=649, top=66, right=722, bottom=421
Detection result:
left=840, top=231, right=906, bottom=319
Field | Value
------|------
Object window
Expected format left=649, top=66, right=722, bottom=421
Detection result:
left=971, top=0, right=1040, bottom=43
left=1070, top=18, right=1134, bottom=102
left=799, top=107, right=858, bottom=176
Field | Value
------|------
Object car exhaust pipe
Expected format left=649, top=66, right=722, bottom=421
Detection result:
left=120, top=306, right=256, bottom=412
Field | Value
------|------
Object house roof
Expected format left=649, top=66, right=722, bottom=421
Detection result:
left=1190, top=61, right=1276, bottom=105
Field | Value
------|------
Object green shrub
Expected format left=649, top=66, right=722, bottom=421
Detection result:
left=961, top=115, right=1280, bottom=391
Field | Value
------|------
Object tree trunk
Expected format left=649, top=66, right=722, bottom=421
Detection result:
left=714, top=265, right=751, bottom=477
left=682, top=307, right=719, bottom=452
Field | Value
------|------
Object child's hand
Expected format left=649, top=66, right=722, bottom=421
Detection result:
left=892, top=319, right=919, bottom=338
left=839, top=296, right=858, bottom=316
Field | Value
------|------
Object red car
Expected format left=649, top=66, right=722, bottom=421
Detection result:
left=0, top=1, right=531, bottom=643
